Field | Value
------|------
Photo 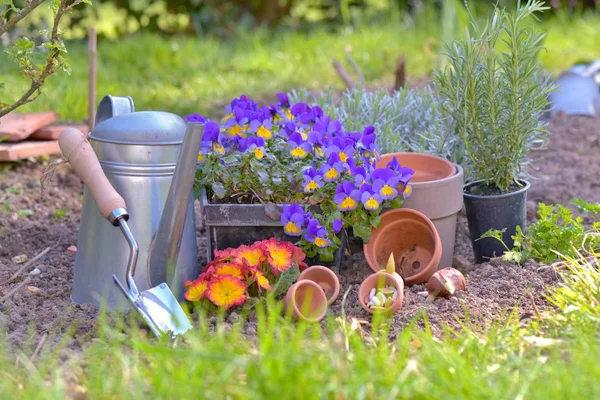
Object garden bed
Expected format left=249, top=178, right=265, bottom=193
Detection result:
left=0, top=113, right=598, bottom=350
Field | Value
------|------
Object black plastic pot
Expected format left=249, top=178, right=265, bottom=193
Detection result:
left=199, top=188, right=347, bottom=272
left=463, top=179, right=530, bottom=263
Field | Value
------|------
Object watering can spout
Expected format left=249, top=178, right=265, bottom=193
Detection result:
left=148, top=122, right=204, bottom=291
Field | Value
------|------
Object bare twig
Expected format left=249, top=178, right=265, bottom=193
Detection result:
left=40, top=158, right=67, bottom=196
left=0, top=230, right=64, bottom=286
left=345, top=52, right=364, bottom=85
left=528, top=292, right=541, bottom=320
left=333, top=59, right=355, bottom=89
left=0, top=0, right=45, bottom=36
left=393, top=55, right=406, bottom=92
left=0, top=277, right=31, bottom=303
left=88, top=26, right=97, bottom=131
left=0, top=247, right=51, bottom=287
left=0, top=0, right=85, bottom=118
left=30, top=333, right=48, bottom=362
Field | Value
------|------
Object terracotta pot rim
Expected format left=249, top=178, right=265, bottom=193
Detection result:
left=288, top=280, right=328, bottom=322
left=379, top=152, right=457, bottom=182
left=363, top=208, right=443, bottom=283
left=358, top=272, right=404, bottom=314
left=297, top=265, right=340, bottom=306
left=463, top=179, right=531, bottom=200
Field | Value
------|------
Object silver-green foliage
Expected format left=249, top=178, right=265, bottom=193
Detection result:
left=433, top=0, right=554, bottom=193
left=289, top=86, right=461, bottom=165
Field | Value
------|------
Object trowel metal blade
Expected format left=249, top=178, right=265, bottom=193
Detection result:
left=134, top=283, right=193, bottom=338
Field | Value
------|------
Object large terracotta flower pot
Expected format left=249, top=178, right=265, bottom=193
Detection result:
left=358, top=272, right=404, bottom=314
left=363, top=208, right=442, bottom=286
left=298, top=265, right=340, bottom=306
left=376, top=153, right=464, bottom=270
left=284, top=280, right=328, bottom=322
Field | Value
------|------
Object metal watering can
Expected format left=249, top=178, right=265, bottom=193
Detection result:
left=65, top=95, right=201, bottom=316
left=548, top=59, right=600, bottom=118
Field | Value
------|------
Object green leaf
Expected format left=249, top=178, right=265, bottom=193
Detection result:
left=369, top=215, right=382, bottom=229
left=388, top=197, right=404, bottom=209
left=212, top=182, right=226, bottom=198
left=15, top=37, right=34, bottom=50
left=272, top=265, right=300, bottom=298
left=353, top=225, right=372, bottom=241
left=319, top=248, right=335, bottom=262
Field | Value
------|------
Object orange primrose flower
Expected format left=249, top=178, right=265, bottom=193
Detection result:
left=235, top=243, right=266, bottom=268
left=206, top=275, right=248, bottom=309
left=213, top=247, right=238, bottom=261
left=184, top=278, right=208, bottom=302
left=261, top=238, right=297, bottom=275
left=213, top=262, right=245, bottom=280
left=252, top=268, right=273, bottom=290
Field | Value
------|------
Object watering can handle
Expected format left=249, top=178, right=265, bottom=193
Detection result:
left=94, top=95, right=134, bottom=126
left=58, top=128, right=127, bottom=221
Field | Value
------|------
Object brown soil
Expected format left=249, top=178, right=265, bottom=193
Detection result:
left=0, top=113, right=599, bottom=350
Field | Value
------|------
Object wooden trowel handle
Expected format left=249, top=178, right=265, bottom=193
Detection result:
left=58, top=128, right=126, bottom=219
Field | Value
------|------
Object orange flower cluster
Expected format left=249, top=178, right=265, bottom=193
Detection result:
left=184, top=238, right=307, bottom=309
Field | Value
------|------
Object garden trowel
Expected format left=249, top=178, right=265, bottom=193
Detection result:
left=58, top=128, right=192, bottom=338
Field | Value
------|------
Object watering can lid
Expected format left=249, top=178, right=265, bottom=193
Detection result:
left=88, top=95, right=188, bottom=145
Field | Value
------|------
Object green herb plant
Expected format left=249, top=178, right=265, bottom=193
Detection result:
left=480, top=200, right=600, bottom=264
left=289, top=86, right=461, bottom=165
left=433, top=0, right=555, bottom=193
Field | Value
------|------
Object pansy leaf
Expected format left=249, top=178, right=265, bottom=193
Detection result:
left=369, top=215, right=382, bottom=229
left=212, top=182, right=226, bottom=198
left=389, top=197, right=404, bottom=209
left=353, top=225, right=372, bottom=242
left=264, top=202, right=281, bottom=221
left=319, top=248, right=335, bottom=262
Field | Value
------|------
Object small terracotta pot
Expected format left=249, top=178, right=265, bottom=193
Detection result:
left=377, top=153, right=464, bottom=270
left=284, top=280, right=328, bottom=322
left=298, top=265, right=340, bottom=306
left=358, top=272, right=404, bottom=314
left=363, top=208, right=442, bottom=286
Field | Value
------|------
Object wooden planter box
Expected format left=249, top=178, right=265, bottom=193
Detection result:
left=199, top=187, right=347, bottom=271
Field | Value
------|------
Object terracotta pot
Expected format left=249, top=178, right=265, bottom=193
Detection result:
left=298, top=265, right=340, bottom=306
left=376, top=153, right=464, bottom=270
left=284, top=280, right=328, bottom=322
left=358, top=272, right=404, bottom=314
left=363, top=208, right=442, bottom=286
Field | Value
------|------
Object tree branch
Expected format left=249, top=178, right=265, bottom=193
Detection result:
left=0, top=0, right=83, bottom=118
left=0, top=0, right=45, bottom=36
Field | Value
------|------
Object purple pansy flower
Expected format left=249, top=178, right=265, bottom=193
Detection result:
left=239, top=137, right=266, bottom=160
left=360, top=184, right=383, bottom=211
left=222, top=106, right=249, bottom=137
left=281, top=204, right=304, bottom=237
left=333, top=181, right=361, bottom=211
left=320, top=153, right=345, bottom=182
left=351, top=165, right=370, bottom=188
left=371, top=168, right=401, bottom=200
left=276, top=92, right=290, bottom=109
left=304, top=218, right=331, bottom=248
left=302, top=167, right=324, bottom=193
left=288, top=132, right=312, bottom=159
left=332, top=219, right=343, bottom=233
left=249, top=119, right=273, bottom=139
left=186, top=113, right=207, bottom=123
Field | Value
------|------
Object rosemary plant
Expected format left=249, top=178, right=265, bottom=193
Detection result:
left=289, top=86, right=461, bottom=165
left=433, top=0, right=554, bottom=194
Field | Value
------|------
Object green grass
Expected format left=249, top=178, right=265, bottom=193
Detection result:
left=2, top=251, right=600, bottom=399
left=3, top=13, right=600, bottom=123
left=0, top=23, right=437, bottom=122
